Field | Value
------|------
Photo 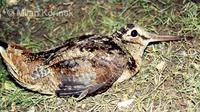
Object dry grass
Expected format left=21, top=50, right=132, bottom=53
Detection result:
left=0, top=0, right=200, bottom=111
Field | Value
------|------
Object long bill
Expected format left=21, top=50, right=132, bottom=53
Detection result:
left=149, top=34, right=193, bottom=43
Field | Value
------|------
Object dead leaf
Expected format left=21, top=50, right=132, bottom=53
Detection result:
left=117, top=99, right=134, bottom=109
left=6, top=0, right=18, bottom=6
left=156, top=61, right=166, bottom=70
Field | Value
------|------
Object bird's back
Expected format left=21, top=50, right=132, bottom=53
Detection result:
left=27, top=34, right=134, bottom=99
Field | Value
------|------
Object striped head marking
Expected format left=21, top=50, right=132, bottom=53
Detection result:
left=113, top=23, right=192, bottom=57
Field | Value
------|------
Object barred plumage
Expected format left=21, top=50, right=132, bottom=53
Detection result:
left=0, top=23, right=192, bottom=100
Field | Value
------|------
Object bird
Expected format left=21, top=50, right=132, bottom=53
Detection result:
left=0, top=23, right=192, bottom=100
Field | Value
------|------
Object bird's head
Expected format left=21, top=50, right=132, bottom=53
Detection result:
left=113, top=23, right=192, bottom=58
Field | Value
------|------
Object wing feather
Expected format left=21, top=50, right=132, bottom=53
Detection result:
left=53, top=53, right=127, bottom=98
left=31, top=35, right=129, bottom=98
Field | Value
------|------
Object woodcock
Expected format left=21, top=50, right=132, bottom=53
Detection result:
left=0, top=24, right=192, bottom=100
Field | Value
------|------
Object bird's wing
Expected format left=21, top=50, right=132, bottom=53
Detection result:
left=43, top=36, right=128, bottom=100
left=52, top=54, right=126, bottom=100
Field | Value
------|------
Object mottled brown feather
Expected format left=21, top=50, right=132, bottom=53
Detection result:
left=3, top=34, right=137, bottom=99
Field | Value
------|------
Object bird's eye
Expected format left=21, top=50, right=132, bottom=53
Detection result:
left=131, top=30, right=138, bottom=37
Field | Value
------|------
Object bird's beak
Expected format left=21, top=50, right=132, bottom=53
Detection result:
left=134, top=25, right=192, bottom=45
left=148, top=33, right=193, bottom=43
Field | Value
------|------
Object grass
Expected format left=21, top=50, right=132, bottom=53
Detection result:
left=0, top=0, right=200, bottom=111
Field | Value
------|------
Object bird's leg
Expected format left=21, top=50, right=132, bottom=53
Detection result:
left=76, top=83, right=105, bottom=101
left=76, top=90, right=89, bottom=101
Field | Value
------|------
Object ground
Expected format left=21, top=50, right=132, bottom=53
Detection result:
left=0, top=0, right=200, bottom=111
